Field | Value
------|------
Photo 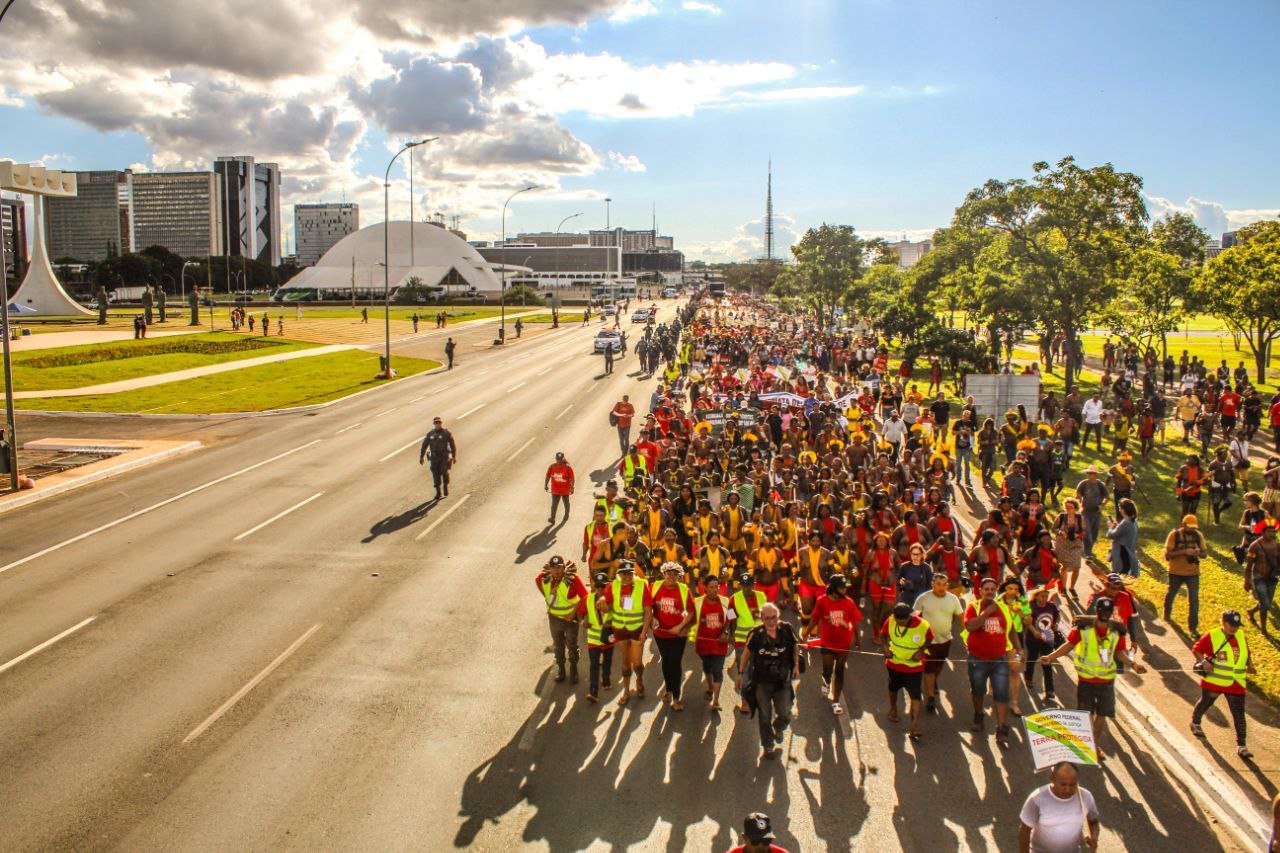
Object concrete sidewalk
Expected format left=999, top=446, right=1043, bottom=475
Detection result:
left=12, top=344, right=354, bottom=399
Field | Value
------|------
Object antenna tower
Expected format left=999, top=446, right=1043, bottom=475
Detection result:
left=764, top=159, right=774, bottom=261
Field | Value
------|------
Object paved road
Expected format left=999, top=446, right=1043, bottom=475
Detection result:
left=0, top=303, right=1246, bottom=851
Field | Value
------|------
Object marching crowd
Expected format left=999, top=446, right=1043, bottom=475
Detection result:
left=534, top=292, right=1273, bottom=778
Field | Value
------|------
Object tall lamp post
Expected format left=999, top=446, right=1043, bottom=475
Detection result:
left=383, top=138, right=438, bottom=378
left=498, top=185, right=537, bottom=344
left=554, top=212, right=582, bottom=299
left=180, top=260, right=198, bottom=301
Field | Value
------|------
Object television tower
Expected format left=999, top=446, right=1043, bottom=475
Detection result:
left=764, top=159, right=774, bottom=261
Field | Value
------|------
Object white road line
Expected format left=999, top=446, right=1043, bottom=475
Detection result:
left=536, top=367, right=552, bottom=376
left=0, top=440, right=323, bottom=576
left=475, top=369, right=491, bottom=376
left=335, top=423, right=362, bottom=435
left=559, top=354, right=574, bottom=363
left=409, top=395, right=426, bottom=403
left=373, top=407, right=398, bottom=418
left=182, top=623, right=323, bottom=744
left=504, top=437, right=536, bottom=463
left=507, top=382, right=526, bottom=393
left=378, top=438, right=421, bottom=463
left=0, top=617, right=96, bottom=676
left=555, top=403, right=574, bottom=420
left=232, top=492, right=325, bottom=541
left=458, top=403, right=486, bottom=419
left=414, top=493, right=472, bottom=541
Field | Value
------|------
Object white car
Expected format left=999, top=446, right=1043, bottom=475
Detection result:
left=593, top=329, right=622, bottom=353
left=630, top=308, right=652, bottom=323
left=662, top=287, right=677, bottom=298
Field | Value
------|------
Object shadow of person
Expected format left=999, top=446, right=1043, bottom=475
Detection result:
left=515, top=526, right=561, bottom=565
left=588, top=467, right=615, bottom=486
left=361, top=499, right=438, bottom=543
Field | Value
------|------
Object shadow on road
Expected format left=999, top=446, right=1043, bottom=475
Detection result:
left=361, top=499, right=439, bottom=543
left=515, top=525, right=560, bottom=565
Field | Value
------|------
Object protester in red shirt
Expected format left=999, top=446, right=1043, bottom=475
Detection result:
left=880, top=601, right=936, bottom=739
left=963, top=577, right=1016, bottom=740
left=611, top=394, right=636, bottom=456
left=651, top=561, right=695, bottom=710
left=544, top=451, right=575, bottom=525
left=726, top=812, right=791, bottom=853
left=803, top=575, right=863, bottom=716
left=693, top=574, right=734, bottom=710
left=600, top=562, right=653, bottom=705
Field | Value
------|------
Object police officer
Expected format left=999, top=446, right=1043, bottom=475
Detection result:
left=419, top=416, right=458, bottom=498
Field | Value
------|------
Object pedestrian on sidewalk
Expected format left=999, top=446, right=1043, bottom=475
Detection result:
left=1017, top=761, right=1099, bottom=853
left=544, top=451, right=575, bottom=524
left=1163, top=514, right=1207, bottom=635
left=444, top=337, right=455, bottom=369
left=1190, top=610, right=1257, bottom=759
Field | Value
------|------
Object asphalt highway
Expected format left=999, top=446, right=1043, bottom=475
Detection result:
left=0, top=303, right=1244, bottom=851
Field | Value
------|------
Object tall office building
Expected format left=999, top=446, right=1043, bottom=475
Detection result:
left=294, top=203, right=358, bottom=266
left=43, top=170, right=133, bottom=262
left=130, top=172, right=224, bottom=258
left=214, top=156, right=281, bottom=266
left=1, top=195, right=27, bottom=281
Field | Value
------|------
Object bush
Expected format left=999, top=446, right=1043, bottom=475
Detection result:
left=21, top=337, right=285, bottom=369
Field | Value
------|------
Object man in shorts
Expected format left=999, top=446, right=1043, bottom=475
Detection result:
left=914, top=572, right=965, bottom=714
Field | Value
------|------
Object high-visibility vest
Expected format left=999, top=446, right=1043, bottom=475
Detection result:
left=1071, top=627, right=1120, bottom=682
left=1202, top=628, right=1249, bottom=690
left=689, top=594, right=730, bottom=641
left=609, top=578, right=648, bottom=631
left=961, top=599, right=1017, bottom=646
left=539, top=575, right=581, bottom=620
left=887, top=617, right=932, bottom=668
left=585, top=592, right=612, bottom=647
left=595, top=499, right=625, bottom=525
left=731, top=589, right=767, bottom=644
left=621, top=454, right=649, bottom=482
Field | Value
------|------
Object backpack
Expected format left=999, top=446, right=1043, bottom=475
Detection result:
left=609, top=410, right=619, bottom=427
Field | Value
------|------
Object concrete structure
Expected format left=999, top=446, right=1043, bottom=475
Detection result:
left=214, top=156, right=281, bottom=266
left=130, top=172, right=224, bottom=258
left=887, top=238, right=932, bottom=269
left=482, top=227, right=684, bottom=290
left=1205, top=238, right=1223, bottom=260
left=2, top=195, right=27, bottom=281
left=42, top=170, right=131, bottom=262
left=0, top=162, right=90, bottom=315
left=511, top=228, right=673, bottom=251
left=277, top=220, right=502, bottom=299
left=294, top=203, right=358, bottom=267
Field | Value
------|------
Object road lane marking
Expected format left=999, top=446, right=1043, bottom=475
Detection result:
left=536, top=367, right=552, bottom=376
left=373, top=407, right=398, bottom=418
left=233, top=492, right=325, bottom=541
left=335, top=423, right=362, bottom=435
left=559, top=354, right=574, bottom=363
left=0, top=617, right=96, bottom=676
left=504, top=437, right=535, bottom=463
left=409, top=395, right=426, bottom=403
left=555, top=403, right=574, bottom=420
left=458, top=403, right=486, bottom=419
left=507, top=382, right=526, bottom=393
left=0, top=440, right=323, bottom=576
left=182, top=623, right=323, bottom=744
left=379, top=439, right=421, bottom=463
left=475, top=369, right=491, bottom=376
left=414, top=493, right=472, bottom=541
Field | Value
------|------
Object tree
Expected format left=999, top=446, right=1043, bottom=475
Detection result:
left=952, top=156, right=1148, bottom=390
left=1152, top=211, right=1210, bottom=267
left=1196, top=220, right=1280, bottom=384
left=140, top=245, right=185, bottom=291
left=1099, top=245, right=1191, bottom=359
left=773, top=224, right=872, bottom=327
left=503, top=283, right=544, bottom=306
left=95, top=252, right=159, bottom=287
left=722, top=260, right=784, bottom=295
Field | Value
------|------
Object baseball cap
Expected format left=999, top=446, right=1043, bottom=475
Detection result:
left=738, top=572, right=755, bottom=584
left=1182, top=515, right=1199, bottom=528
left=828, top=574, right=849, bottom=590
left=1094, top=597, right=1115, bottom=614
left=547, top=556, right=565, bottom=568
left=1223, top=610, right=1243, bottom=627
left=743, top=813, right=776, bottom=843
left=555, top=451, right=565, bottom=460
left=433, top=416, right=443, bottom=423
left=892, top=602, right=913, bottom=619
left=1105, top=573, right=1124, bottom=585
left=592, top=572, right=609, bottom=585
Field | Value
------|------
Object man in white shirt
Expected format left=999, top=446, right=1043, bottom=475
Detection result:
left=1080, top=394, right=1105, bottom=453
left=1019, top=761, right=1099, bottom=852
left=914, top=572, right=965, bottom=714
left=882, top=411, right=908, bottom=459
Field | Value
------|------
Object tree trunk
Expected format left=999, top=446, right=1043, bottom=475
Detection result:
left=1064, top=324, right=1078, bottom=393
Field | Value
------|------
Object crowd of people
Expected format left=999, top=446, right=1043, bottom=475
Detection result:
left=534, top=292, right=1274, bottom=773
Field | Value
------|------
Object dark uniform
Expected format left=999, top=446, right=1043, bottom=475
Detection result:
left=419, top=421, right=457, bottom=497
left=444, top=338, right=456, bottom=369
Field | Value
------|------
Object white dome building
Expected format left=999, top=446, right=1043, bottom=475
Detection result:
left=279, top=221, right=516, bottom=299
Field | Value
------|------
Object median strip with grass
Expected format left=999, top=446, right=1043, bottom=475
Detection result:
left=14, top=351, right=440, bottom=414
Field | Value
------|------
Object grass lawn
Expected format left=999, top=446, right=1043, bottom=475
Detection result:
left=14, top=351, right=440, bottom=414
left=257, top=305, right=505, bottom=322
left=4, top=333, right=317, bottom=392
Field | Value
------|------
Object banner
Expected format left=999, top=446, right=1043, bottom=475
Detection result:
left=702, top=408, right=759, bottom=430
left=1023, top=709, right=1099, bottom=769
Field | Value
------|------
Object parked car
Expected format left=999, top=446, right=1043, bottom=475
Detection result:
left=593, top=329, right=622, bottom=354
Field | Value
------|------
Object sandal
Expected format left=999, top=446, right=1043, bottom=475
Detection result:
left=909, top=730, right=922, bottom=741
left=887, top=712, right=900, bottom=723
left=710, top=702, right=721, bottom=711
left=671, top=700, right=683, bottom=712
left=617, top=690, right=631, bottom=706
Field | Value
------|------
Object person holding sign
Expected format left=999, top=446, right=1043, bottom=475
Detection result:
left=1018, top=761, right=1099, bottom=853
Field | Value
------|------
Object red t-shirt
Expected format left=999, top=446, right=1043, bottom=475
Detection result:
left=1192, top=632, right=1246, bottom=695
left=612, top=401, right=635, bottom=428
left=879, top=614, right=936, bottom=672
left=694, top=596, right=732, bottom=656
left=1088, top=591, right=1135, bottom=624
left=964, top=601, right=1011, bottom=660
left=1065, top=626, right=1128, bottom=683
left=1270, top=400, right=1280, bottom=427
left=636, top=440, right=660, bottom=472
left=651, top=583, right=693, bottom=637
left=728, top=845, right=791, bottom=853
left=1219, top=392, right=1240, bottom=417
left=546, top=462, right=575, bottom=496
left=809, top=594, right=863, bottom=653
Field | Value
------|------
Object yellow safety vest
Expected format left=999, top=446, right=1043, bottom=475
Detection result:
left=960, top=599, right=1017, bottom=647
left=621, top=454, right=649, bottom=482
left=1202, top=628, right=1249, bottom=690
left=595, top=499, right=624, bottom=525
left=688, top=594, right=729, bottom=641
left=1071, top=627, right=1120, bottom=682
left=887, top=617, right=932, bottom=668
left=609, top=577, right=648, bottom=631
left=585, top=592, right=612, bottom=646
left=731, top=589, right=767, bottom=644
left=539, top=575, right=581, bottom=620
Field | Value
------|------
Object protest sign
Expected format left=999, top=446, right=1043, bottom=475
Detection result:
left=1024, top=709, right=1100, bottom=769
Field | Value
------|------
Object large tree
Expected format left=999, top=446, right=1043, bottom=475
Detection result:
left=1152, top=211, right=1210, bottom=267
left=773, top=224, right=872, bottom=327
left=1100, top=244, right=1192, bottom=359
left=1196, top=220, right=1280, bottom=384
left=951, top=156, right=1148, bottom=389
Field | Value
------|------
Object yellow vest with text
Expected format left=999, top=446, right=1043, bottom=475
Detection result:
left=609, top=577, right=648, bottom=630
left=887, top=617, right=932, bottom=668
left=1202, top=628, right=1249, bottom=690
left=1071, top=627, right=1120, bottom=682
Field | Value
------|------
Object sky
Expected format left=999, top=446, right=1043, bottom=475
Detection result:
left=2, top=0, right=1278, bottom=262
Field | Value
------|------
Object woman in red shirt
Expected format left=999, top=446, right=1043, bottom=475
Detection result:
left=693, top=575, right=733, bottom=711
left=651, top=561, right=695, bottom=711
left=804, top=575, right=863, bottom=715
left=863, top=533, right=898, bottom=646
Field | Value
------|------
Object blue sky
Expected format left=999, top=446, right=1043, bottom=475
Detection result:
left=2, top=0, right=1277, bottom=260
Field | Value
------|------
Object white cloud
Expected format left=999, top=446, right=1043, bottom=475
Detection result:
left=607, top=151, right=646, bottom=172
left=858, top=228, right=937, bottom=243
left=609, top=0, right=657, bottom=21
left=684, top=213, right=800, bottom=263
left=682, top=1, right=722, bottom=13
left=1145, top=194, right=1277, bottom=238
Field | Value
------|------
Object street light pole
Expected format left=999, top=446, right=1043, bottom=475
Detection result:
left=0, top=228, right=16, bottom=490
left=554, top=212, right=582, bottom=303
left=499, top=184, right=537, bottom=344
left=181, top=260, right=198, bottom=300
left=383, top=138, right=438, bottom=378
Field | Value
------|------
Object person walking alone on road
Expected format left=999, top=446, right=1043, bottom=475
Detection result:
left=611, top=394, right=636, bottom=456
left=536, top=556, right=586, bottom=684
left=411, top=312, right=419, bottom=333
left=738, top=603, right=800, bottom=760
left=600, top=561, right=652, bottom=706
left=444, top=337, right=456, bottom=369
left=651, top=561, right=695, bottom=711
left=1018, top=761, right=1100, bottom=853
left=418, top=416, right=457, bottom=499
left=604, top=340, right=616, bottom=375
left=544, top=451, right=575, bottom=524
left=1191, top=609, right=1257, bottom=758
left=361, top=306, right=368, bottom=323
